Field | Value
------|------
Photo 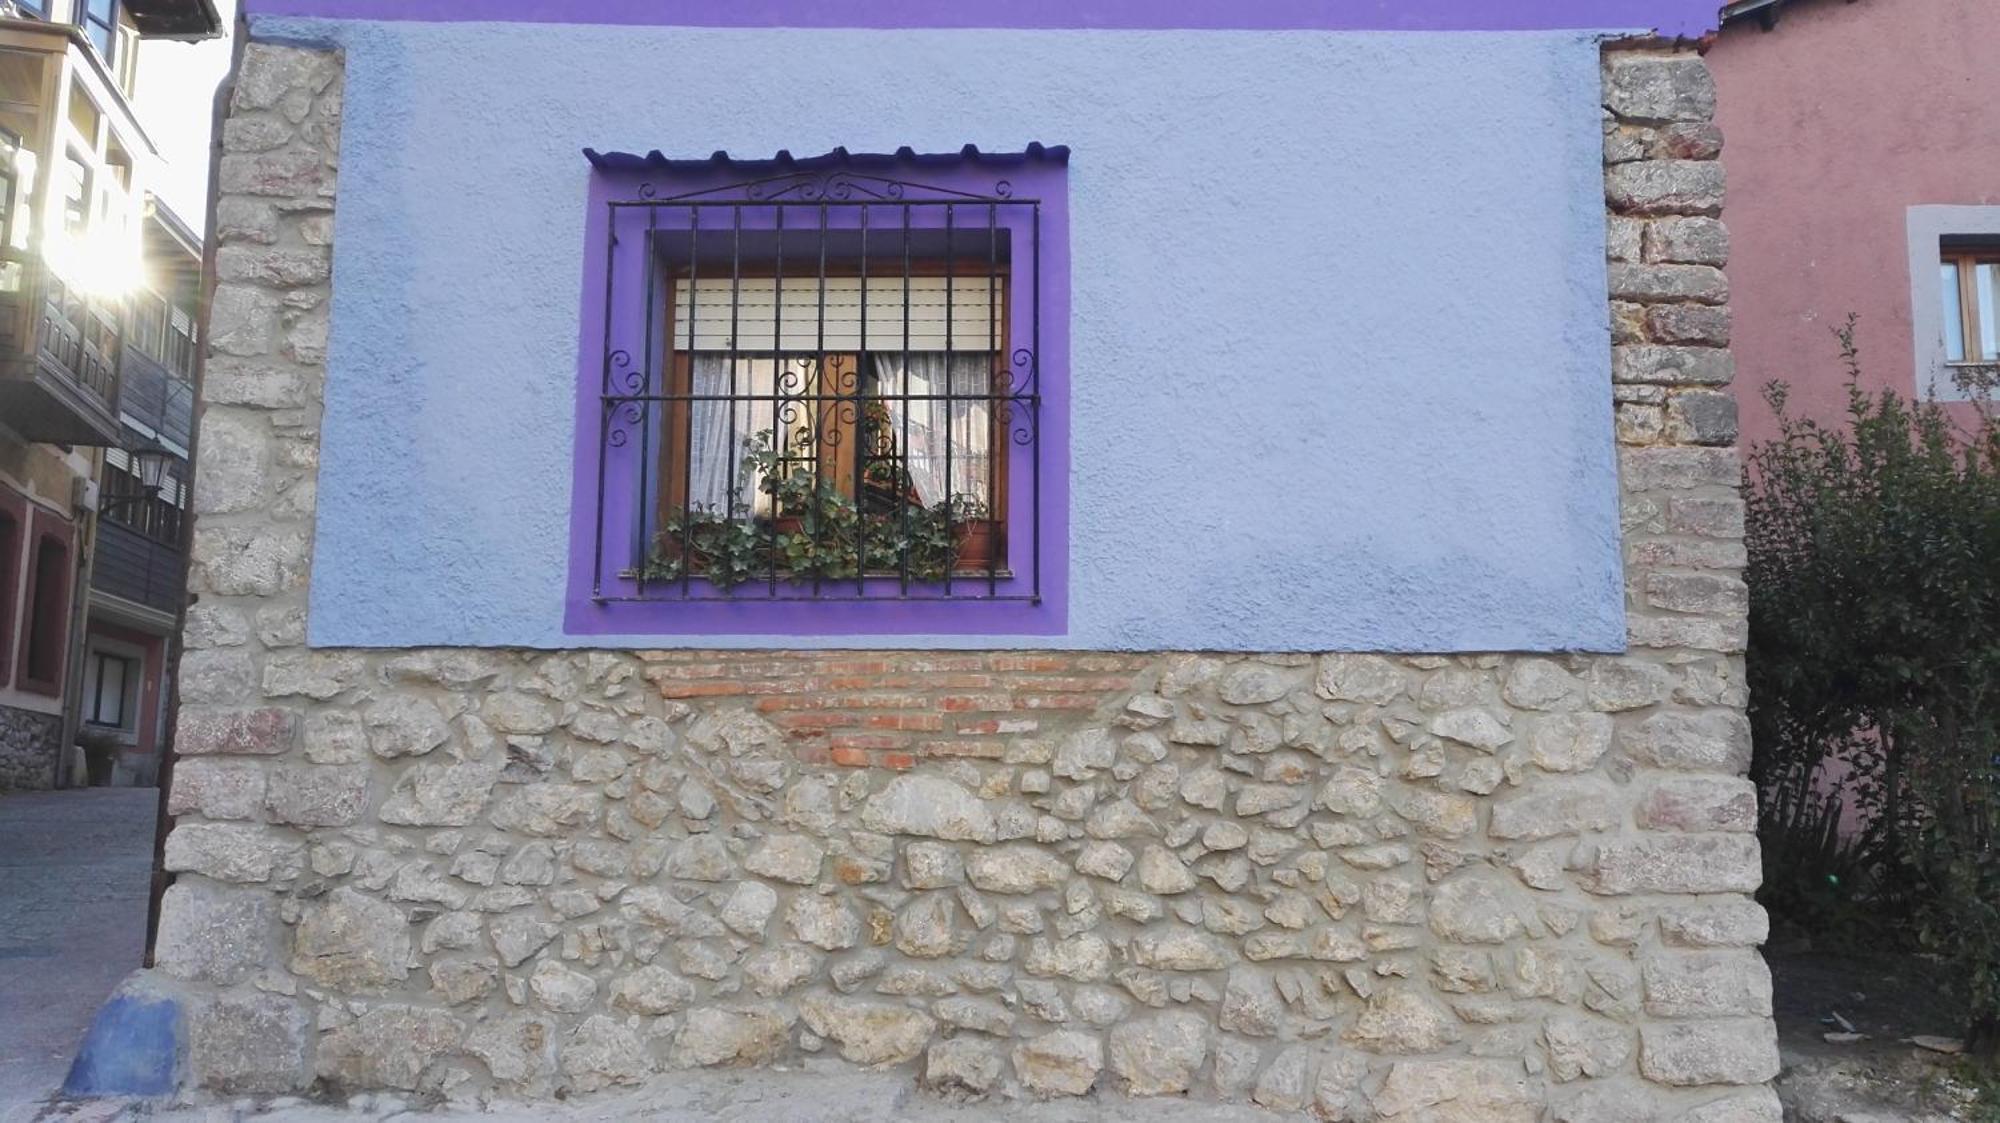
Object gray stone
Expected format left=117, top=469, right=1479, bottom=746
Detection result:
left=1657, top=901, right=1769, bottom=948
left=675, top=1006, right=793, bottom=1067
left=263, top=763, right=368, bottom=826
left=1639, top=1019, right=1780, bottom=1086
left=489, top=785, right=603, bottom=836
left=1666, top=391, right=1740, bottom=446
left=788, top=894, right=862, bottom=950
left=489, top=913, right=560, bottom=967
left=1641, top=952, right=1773, bottom=1018
left=315, top=1005, right=464, bottom=1092
left=1637, top=775, right=1758, bottom=832
left=861, top=774, right=998, bottom=842
left=1543, top=1013, right=1631, bottom=1082
left=1650, top=304, right=1733, bottom=346
left=163, top=822, right=296, bottom=884
left=167, top=760, right=266, bottom=821
left=1219, top=967, right=1283, bottom=1037
left=967, top=844, right=1068, bottom=893
left=744, top=945, right=820, bottom=997
left=1132, top=929, right=1230, bottom=972
left=1606, top=159, right=1726, bottom=215
left=1525, top=713, right=1614, bottom=773
left=1489, top=779, right=1620, bottom=841
left=799, top=994, right=938, bottom=1066
left=1108, top=1011, right=1210, bottom=1096
left=1053, top=727, right=1117, bottom=779
left=894, top=893, right=959, bottom=958
left=1614, top=344, right=1733, bottom=387
left=1219, top=663, right=1299, bottom=705
left=1604, top=55, right=1716, bottom=123
left=192, top=410, right=271, bottom=515
left=745, top=833, right=825, bottom=885
left=291, top=887, right=410, bottom=991
left=1429, top=709, right=1513, bottom=752
left=1316, top=654, right=1406, bottom=704
left=559, top=1015, right=652, bottom=1093
left=464, top=1015, right=557, bottom=1090
left=1252, top=1045, right=1316, bottom=1111
left=1369, top=1060, right=1538, bottom=1121
left=530, top=959, right=599, bottom=1013
left=901, top=841, right=965, bottom=888
left=189, top=992, right=310, bottom=1095
left=1346, top=988, right=1461, bottom=1054
left=1620, top=711, right=1752, bottom=772
left=362, top=696, right=451, bottom=759
left=925, top=1037, right=1004, bottom=1095
left=378, top=757, right=503, bottom=827
left=1591, top=834, right=1762, bottom=895
left=155, top=881, right=277, bottom=985
left=1075, top=840, right=1134, bottom=881
left=1013, top=1030, right=1102, bottom=1097
left=720, top=880, right=779, bottom=938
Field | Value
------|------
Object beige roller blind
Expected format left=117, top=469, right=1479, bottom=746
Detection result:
left=673, top=276, right=1000, bottom=352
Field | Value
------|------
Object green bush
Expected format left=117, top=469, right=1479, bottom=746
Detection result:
left=1747, top=319, right=2000, bottom=1047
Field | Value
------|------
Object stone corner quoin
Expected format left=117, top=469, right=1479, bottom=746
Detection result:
left=158, top=38, right=1775, bottom=1117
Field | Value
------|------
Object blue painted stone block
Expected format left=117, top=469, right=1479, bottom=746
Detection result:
left=61, top=990, right=183, bottom=1098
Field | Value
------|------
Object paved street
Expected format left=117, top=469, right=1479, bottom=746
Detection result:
left=0, top=789, right=158, bottom=1117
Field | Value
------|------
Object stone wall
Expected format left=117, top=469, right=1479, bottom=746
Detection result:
left=150, top=40, right=1778, bottom=1119
left=0, top=702, right=60, bottom=790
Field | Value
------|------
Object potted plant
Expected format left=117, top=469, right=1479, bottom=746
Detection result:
left=76, top=726, right=121, bottom=787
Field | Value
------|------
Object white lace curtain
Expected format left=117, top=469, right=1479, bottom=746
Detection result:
left=679, top=353, right=993, bottom=516
left=873, top=354, right=993, bottom=506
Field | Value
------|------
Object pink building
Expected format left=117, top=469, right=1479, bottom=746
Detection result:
left=1713, top=0, right=2000, bottom=447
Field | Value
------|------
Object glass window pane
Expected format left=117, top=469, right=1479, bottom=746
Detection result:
left=1943, top=261, right=1967, bottom=362
left=1980, top=263, right=2000, bottom=361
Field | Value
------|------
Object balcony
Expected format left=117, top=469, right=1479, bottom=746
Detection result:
left=116, top=339, right=190, bottom=452
left=0, top=286, right=122, bottom=444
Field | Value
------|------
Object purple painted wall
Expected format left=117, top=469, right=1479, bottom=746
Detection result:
left=241, top=0, right=1719, bottom=37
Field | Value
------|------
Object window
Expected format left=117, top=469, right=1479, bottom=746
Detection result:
left=1942, top=248, right=2000, bottom=365
left=101, top=447, right=183, bottom=543
left=59, top=151, right=89, bottom=235
left=0, top=489, right=22, bottom=687
left=17, top=514, right=73, bottom=696
left=76, top=0, right=116, bottom=63
left=84, top=648, right=134, bottom=728
left=574, top=146, right=1068, bottom=635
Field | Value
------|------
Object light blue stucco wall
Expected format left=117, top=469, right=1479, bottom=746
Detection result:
left=267, top=17, right=1627, bottom=653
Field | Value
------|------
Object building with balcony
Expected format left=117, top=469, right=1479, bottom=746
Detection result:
left=0, top=0, right=219, bottom=790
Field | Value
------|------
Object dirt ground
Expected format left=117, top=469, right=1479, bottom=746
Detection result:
left=1769, top=947, right=1989, bottom=1121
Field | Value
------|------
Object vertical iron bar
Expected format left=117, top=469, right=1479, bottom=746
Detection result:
left=638, top=204, right=658, bottom=598
left=678, top=205, right=697, bottom=597
left=856, top=203, right=870, bottom=596
left=728, top=206, right=742, bottom=546
left=987, top=201, right=999, bottom=597
left=1031, top=202, right=1042, bottom=604
left=899, top=203, right=913, bottom=596
left=592, top=207, right=616, bottom=599
left=769, top=206, right=786, bottom=596
left=943, top=201, right=955, bottom=599
left=812, top=201, right=828, bottom=599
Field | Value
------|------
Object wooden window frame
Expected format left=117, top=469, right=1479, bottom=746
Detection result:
left=0, top=486, right=24, bottom=688
left=1943, top=248, right=2000, bottom=366
left=656, top=260, right=1012, bottom=575
left=15, top=506, right=73, bottom=696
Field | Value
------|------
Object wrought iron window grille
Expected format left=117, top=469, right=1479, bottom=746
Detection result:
left=591, top=166, right=1044, bottom=604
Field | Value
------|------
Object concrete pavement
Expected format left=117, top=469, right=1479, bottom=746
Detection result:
left=0, top=789, right=158, bottom=1117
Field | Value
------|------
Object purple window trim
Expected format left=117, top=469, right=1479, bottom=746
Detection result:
left=245, top=0, right=1717, bottom=37
left=564, top=154, right=1071, bottom=638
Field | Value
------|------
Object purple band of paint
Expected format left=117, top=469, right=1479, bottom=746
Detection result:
left=247, top=0, right=1718, bottom=38
left=564, top=153, right=1072, bottom=638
